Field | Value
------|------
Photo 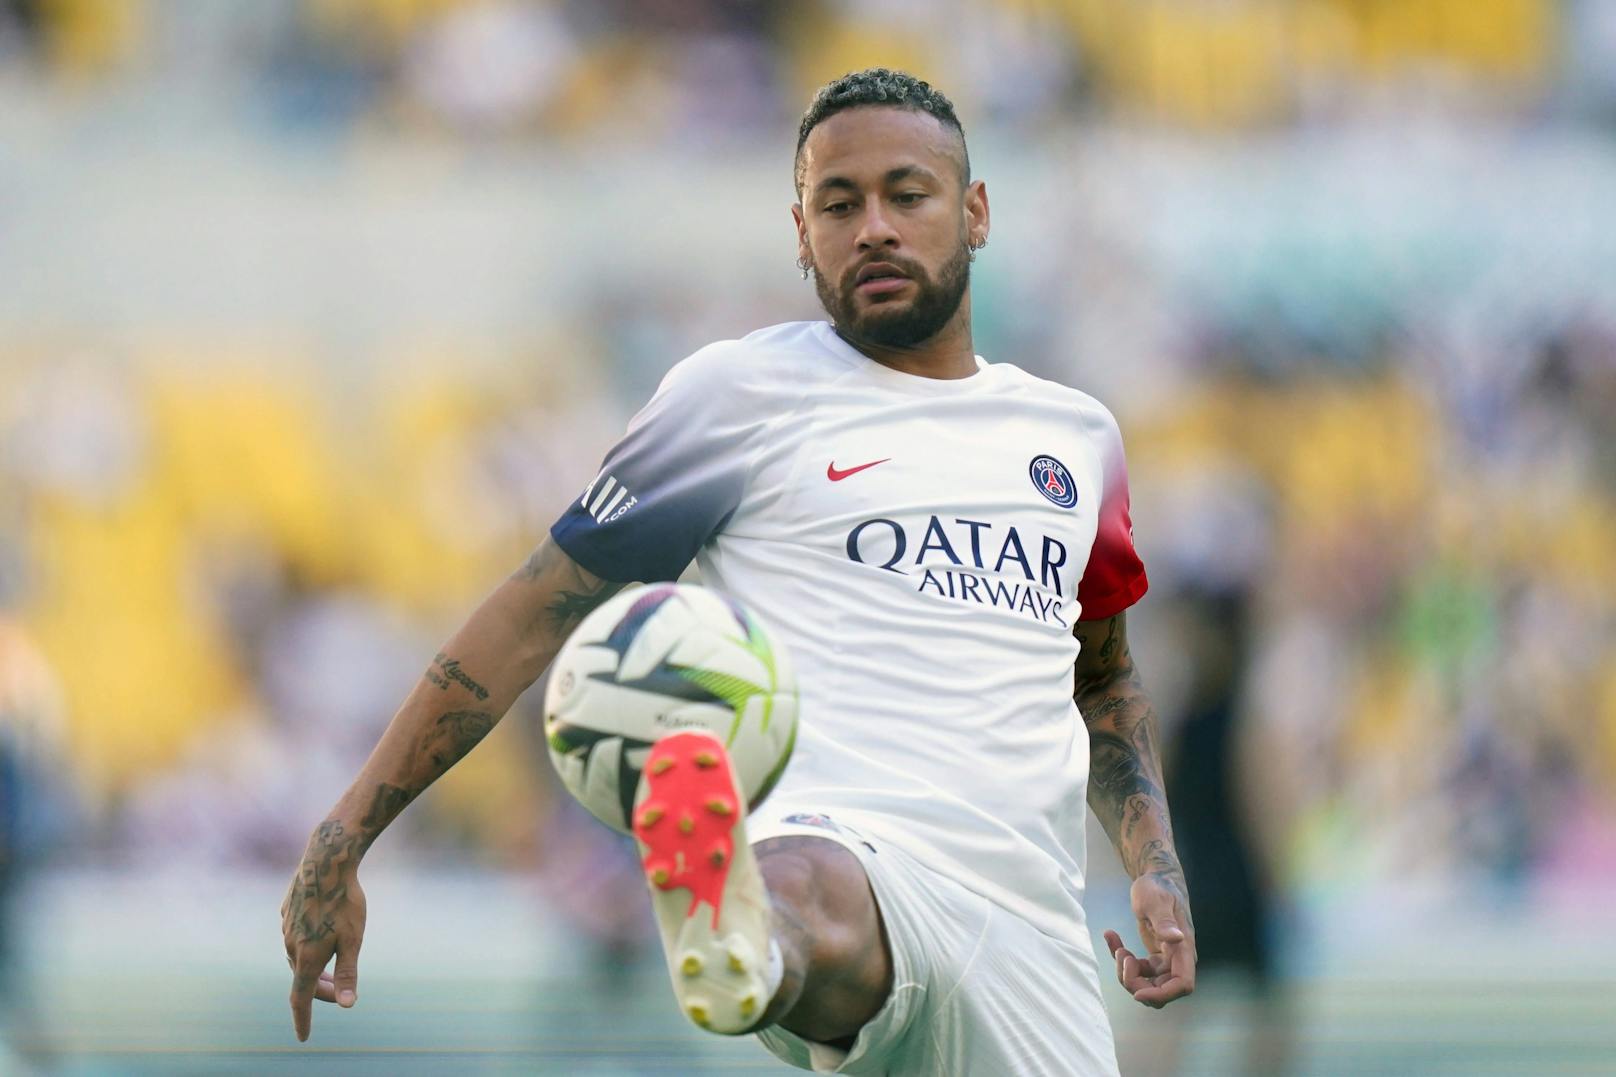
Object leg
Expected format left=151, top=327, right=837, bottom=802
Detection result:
left=755, top=835, right=893, bottom=1045
left=633, top=732, right=891, bottom=1041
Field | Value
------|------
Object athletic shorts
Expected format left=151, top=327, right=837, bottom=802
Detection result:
left=748, top=807, right=1120, bottom=1077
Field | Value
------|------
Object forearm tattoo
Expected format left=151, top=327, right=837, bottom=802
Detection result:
left=514, top=538, right=624, bottom=636
left=1073, top=616, right=1190, bottom=908
left=416, top=649, right=499, bottom=786
left=425, top=653, right=490, bottom=700
left=291, top=540, right=620, bottom=910
left=288, top=704, right=497, bottom=911
left=385, top=706, right=498, bottom=819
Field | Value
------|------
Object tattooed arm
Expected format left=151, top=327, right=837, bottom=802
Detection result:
left=1072, top=611, right=1196, bottom=1009
left=281, top=537, right=623, bottom=1041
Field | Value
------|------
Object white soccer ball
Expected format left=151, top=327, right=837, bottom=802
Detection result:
left=543, top=582, right=798, bottom=834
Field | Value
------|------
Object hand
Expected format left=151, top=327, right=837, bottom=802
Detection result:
left=281, top=820, right=367, bottom=1041
left=1103, top=872, right=1195, bottom=1009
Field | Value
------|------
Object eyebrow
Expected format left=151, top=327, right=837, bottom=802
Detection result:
left=811, top=165, right=941, bottom=199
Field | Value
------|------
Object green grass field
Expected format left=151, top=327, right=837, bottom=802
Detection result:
left=5, top=867, right=1611, bottom=1075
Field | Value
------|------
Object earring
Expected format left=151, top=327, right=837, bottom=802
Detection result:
left=797, top=257, right=812, bottom=280
left=969, top=236, right=988, bottom=251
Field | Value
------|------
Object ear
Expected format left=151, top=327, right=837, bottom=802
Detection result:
left=791, top=202, right=811, bottom=263
left=964, top=179, right=989, bottom=247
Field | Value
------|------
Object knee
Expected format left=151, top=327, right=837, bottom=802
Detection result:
left=762, top=844, right=862, bottom=969
left=757, top=837, right=892, bottom=1033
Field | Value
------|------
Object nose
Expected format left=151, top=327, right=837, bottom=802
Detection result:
left=854, top=200, right=900, bottom=251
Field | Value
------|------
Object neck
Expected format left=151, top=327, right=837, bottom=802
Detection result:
left=835, top=298, right=977, bottom=380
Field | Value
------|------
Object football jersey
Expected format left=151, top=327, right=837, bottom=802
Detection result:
left=551, top=320, right=1147, bottom=940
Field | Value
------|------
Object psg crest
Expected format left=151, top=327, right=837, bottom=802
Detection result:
left=1028, top=455, right=1078, bottom=509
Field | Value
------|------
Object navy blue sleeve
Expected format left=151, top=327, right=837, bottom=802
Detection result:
left=550, top=345, right=753, bottom=583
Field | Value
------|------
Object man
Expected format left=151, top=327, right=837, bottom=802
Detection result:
left=283, top=68, right=1196, bottom=1074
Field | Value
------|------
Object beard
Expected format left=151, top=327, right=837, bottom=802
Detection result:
left=814, top=240, right=971, bottom=349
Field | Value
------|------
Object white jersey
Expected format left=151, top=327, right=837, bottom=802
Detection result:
left=551, top=320, right=1147, bottom=941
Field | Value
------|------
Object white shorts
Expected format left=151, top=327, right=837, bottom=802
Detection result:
left=748, top=808, right=1120, bottom=1077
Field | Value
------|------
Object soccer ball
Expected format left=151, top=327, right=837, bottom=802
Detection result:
left=543, top=582, right=798, bottom=834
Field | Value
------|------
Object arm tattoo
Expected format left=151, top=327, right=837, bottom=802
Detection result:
left=425, top=708, right=495, bottom=771
left=545, top=588, right=613, bottom=632
left=513, top=538, right=624, bottom=635
left=1073, top=614, right=1190, bottom=912
left=290, top=541, right=615, bottom=915
left=358, top=783, right=415, bottom=846
left=426, top=652, right=490, bottom=700
left=299, top=706, right=497, bottom=883
left=292, top=538, right=617, bottom=904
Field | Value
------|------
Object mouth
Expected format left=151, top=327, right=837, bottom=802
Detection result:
left=854, top=262, right=913, bottom=297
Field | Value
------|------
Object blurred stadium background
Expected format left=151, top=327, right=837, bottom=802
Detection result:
left=1, top=1, right=1614, bottom=1074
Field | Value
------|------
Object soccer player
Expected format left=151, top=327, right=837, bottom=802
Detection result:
left=282, top=68, right=1196, bottom=1074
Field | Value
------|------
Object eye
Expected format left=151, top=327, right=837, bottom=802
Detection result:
left=823, top=201, right=852, bottom=215
left=894, top=192, right=926, bottom=205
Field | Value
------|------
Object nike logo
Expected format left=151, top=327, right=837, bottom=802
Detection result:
left=827, top=458, right=890, bottom=482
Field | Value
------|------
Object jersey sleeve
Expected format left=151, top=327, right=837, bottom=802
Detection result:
left=1076, top=407, right=1148, bottom=620
left=550, top=343, right=757, bottom=583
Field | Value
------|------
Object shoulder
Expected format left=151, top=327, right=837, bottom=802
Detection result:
left=987, top=362, right=1125, bottom=441
left=661, top=321, right=853, bottom=399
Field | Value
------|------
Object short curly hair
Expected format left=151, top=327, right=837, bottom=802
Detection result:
left=794, top=68, right=970, bottom=197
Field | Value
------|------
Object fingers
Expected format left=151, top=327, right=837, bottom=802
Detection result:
left=289, top=944, right=332, bottom=1042
left=289, top=935, right=363, bottom=1037
left=1131, top=974, right=1194, bottom=1008
left=1103, top=930, right=1132, bottom=985
left=1165, top=931, right=1193, bottom=974
left=1105, top=926, right=1195, bottom=1008
left=332, top=932, right=362, bottom=1008
left=290, top=971, right=316, bottom=1041
left=1135, top=934, right=1191, bottom=995
left=1132, top=932, right=1195, bottom=1008
left=1104, top=930, right=1151, bottom=992
left=1121, top=950, right=1188, bottom=1007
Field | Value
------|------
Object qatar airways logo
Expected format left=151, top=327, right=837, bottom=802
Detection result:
left=846, top=516, right=1070, bottom=627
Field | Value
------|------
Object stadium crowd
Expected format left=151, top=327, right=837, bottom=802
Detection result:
left=3, top=0, right=1611, bottom=132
